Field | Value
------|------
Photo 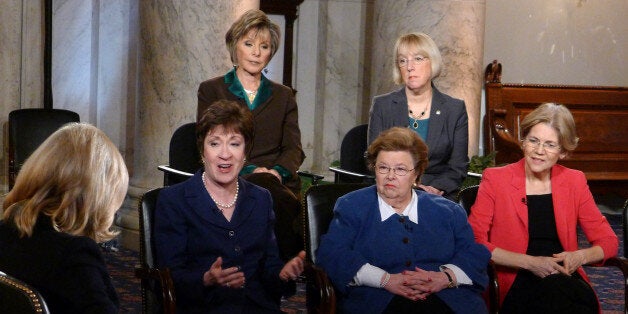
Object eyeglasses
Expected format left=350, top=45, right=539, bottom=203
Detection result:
left=397, top=56, right=428, bottom=68
left=523, top=137, right=561, bottom=153
left=376, top=164, right=415, bottom=176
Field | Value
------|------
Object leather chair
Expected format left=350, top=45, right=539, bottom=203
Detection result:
left=0, top=271, right=50, bottom=314
left=8, top=108, right=80, bottom=189
left=458, top=184, right=628, bottom=313
left=158, top=122, right=324, bottom=187
left=134, top=188, right=176, bottom=314
left=302, top=183, right=370, bottom=313
left=157, top=123, right=199, bottom=186
left=328, top=124, right=375, bottom=184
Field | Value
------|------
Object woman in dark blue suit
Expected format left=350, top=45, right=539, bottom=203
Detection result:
left=154, top=100, right=305, bottom=313
left=368, top=32, right=468, bottom=200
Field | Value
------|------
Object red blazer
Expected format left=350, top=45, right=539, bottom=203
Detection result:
left=468, top=159, right=618, bottom=306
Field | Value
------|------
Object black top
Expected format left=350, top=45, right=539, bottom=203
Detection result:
left=0, top=214, right=119, bottom=314
left=526, top=193, right=564, bottom=256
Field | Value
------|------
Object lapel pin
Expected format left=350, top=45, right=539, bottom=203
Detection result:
left=436, top=110, right=441, bottom=115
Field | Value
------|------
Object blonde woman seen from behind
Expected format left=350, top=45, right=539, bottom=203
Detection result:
left=0, top=123, right=129, bottom=314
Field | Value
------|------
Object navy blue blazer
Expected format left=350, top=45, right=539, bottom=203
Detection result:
left=368, top=86, right=469, bottom=199
left=154, top=172, right=285, bottom=313
left=0, top=215, right=119, bottom=314
left=316, top=186, right=490, bottom=314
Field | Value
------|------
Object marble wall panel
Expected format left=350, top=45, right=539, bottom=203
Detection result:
left=0, top=1, right=22, bottom=190
left=96, top=1, right=133, bottom=156
left=52, top=0, right=93, bottom=120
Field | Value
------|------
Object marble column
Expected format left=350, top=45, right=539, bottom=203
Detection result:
left=370, top=0, right=486, bottom=156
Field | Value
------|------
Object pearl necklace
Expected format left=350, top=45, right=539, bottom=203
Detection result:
left=202, top=172, right=239, bottom=209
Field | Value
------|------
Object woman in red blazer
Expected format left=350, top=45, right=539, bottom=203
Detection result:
left=468, top=103, right=618, bottom=313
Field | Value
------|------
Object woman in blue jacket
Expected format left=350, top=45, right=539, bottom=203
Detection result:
left=317, top=127, right=489, bottom=313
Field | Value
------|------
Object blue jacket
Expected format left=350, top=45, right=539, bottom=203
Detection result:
left=316, top=186, right=490, bottom=313
left=154, top=171, right=285, bottom=313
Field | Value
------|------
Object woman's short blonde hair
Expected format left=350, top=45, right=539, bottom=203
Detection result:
left=520, top=103, right=579, bottom=154
left=366, top=127, right=428, bottom=184
left=392, top=32, right=443, bottom=85
left=2, top=123, right=129, bottom=243
left=225, top=9, right=281, bottom=66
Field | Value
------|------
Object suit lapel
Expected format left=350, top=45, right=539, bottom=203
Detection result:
left=550, top=166, right=570, bottom=246
left=391, top=88, right=408, bottom=126
left=510, top=160, right=529, bottom=229
left=425, top=87, right=447, bottom=157
left=228, top=179, right=255, bottom=228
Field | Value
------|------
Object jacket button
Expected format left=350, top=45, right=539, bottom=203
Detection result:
left=405, top=260, right=412, bottom=267
left=402, top=237, right=409, bottom=244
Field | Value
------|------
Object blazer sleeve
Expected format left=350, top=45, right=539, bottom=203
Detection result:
left=427, top=101, right=469, bottom=195
left=315, top=196, right=372, bottom=295
left=446, top=203, right=491, bottom=290
left=368, top=96, right=386, bottom=145
left=274, top=87, right=305, bottom=176
left=468, top=168, right=499, bottom=252
left=571, top=172, right=619, bottom=263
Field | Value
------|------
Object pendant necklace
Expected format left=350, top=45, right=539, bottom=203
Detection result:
left=243, top=88, right=257, bottom=103
left=409, top=103, right=429, bottom=129
left=202, top=172, right=239, bottom=210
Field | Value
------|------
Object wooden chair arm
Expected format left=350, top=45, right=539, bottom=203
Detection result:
left=304, top=264, right=336, bottom=314
left=135, top=265, right=177, bottom=314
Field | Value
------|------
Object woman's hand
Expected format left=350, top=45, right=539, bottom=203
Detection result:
left=525, top=255, right=566, bottom=278
left=203, top=256, right=246, bottom=288
left=279, top=251, right=306, bottom=281
left=382, top=273, right=427, bottom=301
left=253, top=167, right=282, bottom=182
left=417, top=184, right=444, bottom=196
left=553, top=250, right=587, bottom=275
left=401, top=267, right=450, bottom=295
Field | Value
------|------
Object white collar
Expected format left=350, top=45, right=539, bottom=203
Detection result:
left=378, top=190, right=418, bottom=223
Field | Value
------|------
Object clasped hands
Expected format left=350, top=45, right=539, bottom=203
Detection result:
left=526, top=250, right=587, bottom=278
left=203, top=251, right=306, bottom=289
left=383, top=267, right=452, bottom=301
